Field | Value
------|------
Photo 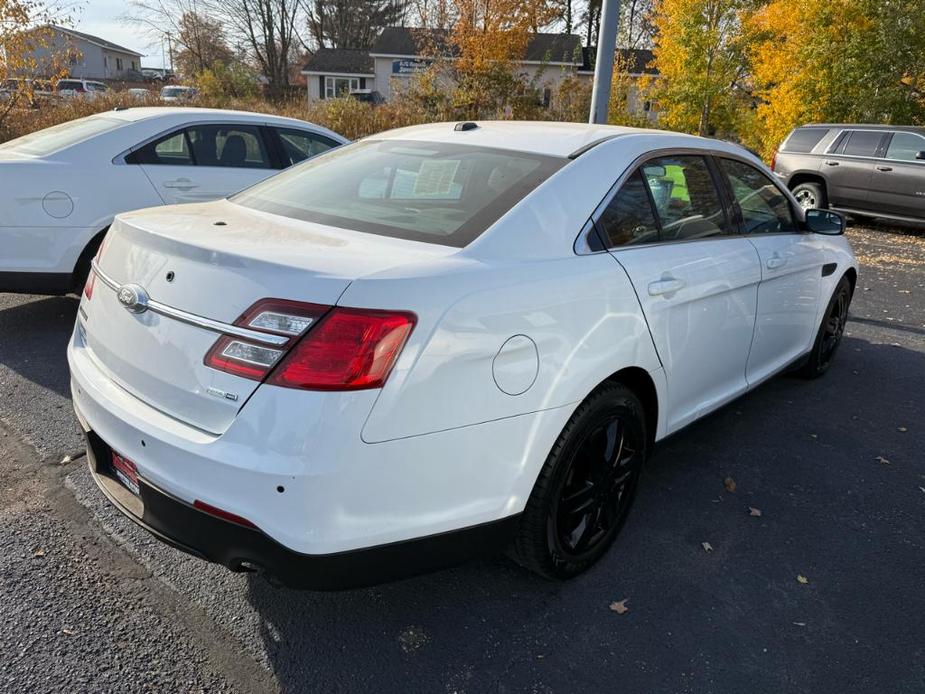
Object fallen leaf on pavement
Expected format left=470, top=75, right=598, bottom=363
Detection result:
left=701, top=542, right=713, bottom=552
left=61, top=628, right=74, bottom=636
left=797, top=575, right=809, bottom=584
left=724, top=477, right=736, bottom=493
left=33, top=548, right=45, bottom=557
left=898, top=427, right=908, bottom=433
left=609, top=600, right=629, bottom=614
left=59, top=455, right=72, bottom=465
left=876, top=456, right=890, bottom=465
left=749, top=507, right=762, bottom=517
left=793, top=622, right=806, bottom=626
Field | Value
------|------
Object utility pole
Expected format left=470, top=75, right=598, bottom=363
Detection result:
left=588, top=0, right=622, bottom=124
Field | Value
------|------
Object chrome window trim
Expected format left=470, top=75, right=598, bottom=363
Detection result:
left=90, top=259, right=290, bottom=347
left=574, top=146, right=790, bottom=255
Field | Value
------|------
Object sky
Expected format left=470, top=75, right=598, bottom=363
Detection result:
left=71, top=0, right=167, bottom=68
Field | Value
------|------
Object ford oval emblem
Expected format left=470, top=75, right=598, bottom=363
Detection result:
left=117, top=283, right=150, bottom=314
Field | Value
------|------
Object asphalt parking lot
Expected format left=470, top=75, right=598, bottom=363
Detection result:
left=1, top=224, right=923, bottom=693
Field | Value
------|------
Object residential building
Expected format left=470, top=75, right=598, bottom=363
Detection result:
left=300, top=27, right=658, bottom=120
left=21, top=25, right=143, bottom=81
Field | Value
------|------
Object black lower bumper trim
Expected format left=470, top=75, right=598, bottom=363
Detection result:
left=84, top=430, right=521, bottom=590
left=0, top=271, right=73, bottom=295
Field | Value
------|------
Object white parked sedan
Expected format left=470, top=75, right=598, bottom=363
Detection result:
left=68, top=122, right=857, bottom=588
left=0, top=107, right=346, bottom=294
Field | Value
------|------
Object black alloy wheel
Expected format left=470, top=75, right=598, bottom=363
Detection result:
left=512, top=384, right=647, bottom=579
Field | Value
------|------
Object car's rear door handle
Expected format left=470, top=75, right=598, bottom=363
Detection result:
left=824, top=161, right=840, bottom=166
left=766, top=255, right=787, bottom=270
left=163, top=178, right=198, bottom=190
left=648, top=277, right=686, bottom=296
left=876, top=165, right=893, bottom=172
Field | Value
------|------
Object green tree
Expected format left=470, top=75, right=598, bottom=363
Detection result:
left=648, top=0, right=755, bottom=137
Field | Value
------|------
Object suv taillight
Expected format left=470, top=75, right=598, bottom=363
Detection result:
left=770, top=150, right=778, bottom=171
left=83, top=237, right=108, bottom=300
left=204, top=299, right=416, bottom=391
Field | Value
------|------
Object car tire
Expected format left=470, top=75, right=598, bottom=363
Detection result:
left=799, top=275, right=852, bottom=379
left=71, top=230, right=106, bottom=294
left=510, top=383, right=647, bottom=580
left=791, top=181, right=827, bottom=211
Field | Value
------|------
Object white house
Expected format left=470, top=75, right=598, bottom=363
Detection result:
left=300, top=27, right=658, bottom=120
left=22, top=25, right=144, bottom=80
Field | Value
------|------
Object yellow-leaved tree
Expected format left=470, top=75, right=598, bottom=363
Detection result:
left=747, top=0, right=925, bottom=159
left=648, top=0, right=755, bottom=137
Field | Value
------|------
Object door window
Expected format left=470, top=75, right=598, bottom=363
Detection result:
left=597, top=170, right=660, bottom=247
left=275, top=128, right=339, bottom=166
left=842, top=130, right=884, bottom=157
left=186, top=124, right=272, bottom=169
left=885, top=132, right=925, bottom=162
left=640, top=155, right=732, bottom=240
left=720, top=158, right=797, bottom=234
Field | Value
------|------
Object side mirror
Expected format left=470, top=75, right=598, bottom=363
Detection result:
left=805, top=208, right=845, bottom=235
left=915, top=151, right=925, bottom=160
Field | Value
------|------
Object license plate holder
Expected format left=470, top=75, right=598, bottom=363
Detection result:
left=110, top=451, right=141, bottom=496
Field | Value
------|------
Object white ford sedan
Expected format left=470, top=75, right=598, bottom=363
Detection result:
left=0, top=107, right=346, bottom=295
left=68, top=122, right=857, bottom=588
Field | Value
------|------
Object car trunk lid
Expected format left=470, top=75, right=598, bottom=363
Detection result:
left=81, top=200, right=452, bottom=434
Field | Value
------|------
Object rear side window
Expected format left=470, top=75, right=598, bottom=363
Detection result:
left=597, top=171, right=660, bottom=247
left=640, top=155, right=732, bottom=241
left=885, top=132, right=925, bottom=162
left=842, top=130, right=885, bottom=157
left=720, top=158, right=797, bottom=234
left=128, top=130, right=192, bottom=165
left=233, top=140, right=565, bottom=247
left=275, top=128, right=339, bottom=167
left=781, top=128, right=828, bottom=153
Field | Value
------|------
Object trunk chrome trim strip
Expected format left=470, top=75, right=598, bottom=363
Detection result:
left=90, top=260, right=290, bottom=347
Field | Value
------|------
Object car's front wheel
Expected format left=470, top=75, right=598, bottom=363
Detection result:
left=800, top=275, right=852, bottom=379
left=511, top=383, right=647, bottom=579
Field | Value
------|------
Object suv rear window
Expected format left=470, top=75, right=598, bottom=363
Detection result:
left=232, top=140, right=566, bottom=247
left=781, top=128, right=829, bottom=153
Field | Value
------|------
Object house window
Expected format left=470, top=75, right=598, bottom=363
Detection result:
left=116, top=57, right=123, bottom=71
left=324, top=76, right=359, bottom=99
left=132, top=61, right=137, bottom=71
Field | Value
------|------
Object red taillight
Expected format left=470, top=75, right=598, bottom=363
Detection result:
left=770, top=150, right=778, bottom=171
left=267, top=308, right=416, bottom=391
left=83, top=269, right=96, bottom=299
left=193, top=499, right=257, bottom=529
left=83, top=237, right=107, bottom=299
left=204, top=299, right=329, bottom=380
left=204, top=299, right=416, bottom=391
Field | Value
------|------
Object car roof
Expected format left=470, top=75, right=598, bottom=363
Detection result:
left=96, top=106, right=333, bottom=130
left=797, top=123, right=925, bottom=134
left=368, top=121, right=703, bottom=158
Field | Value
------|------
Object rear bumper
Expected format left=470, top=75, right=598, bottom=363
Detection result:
left=84, top=429, right=519, bottom=589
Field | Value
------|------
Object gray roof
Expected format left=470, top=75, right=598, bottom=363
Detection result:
left=580, top=47, right=657, bottom=75
left=51, top=25, right=143, bottom=57
left=301, top=48, right=374, bottom=75
left=371, top=27, right=583, bottom=65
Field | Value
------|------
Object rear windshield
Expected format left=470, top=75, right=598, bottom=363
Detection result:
left=781, top=128, right=829, bottom=153
left=233, top=140, right=566, bottom=247
left=0, top=115, right=123, bottom=156
left=161, top=87, right=193, bottom=97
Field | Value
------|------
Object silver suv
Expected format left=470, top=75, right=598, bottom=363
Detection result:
left=772, top=124, right=925, bottom=223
